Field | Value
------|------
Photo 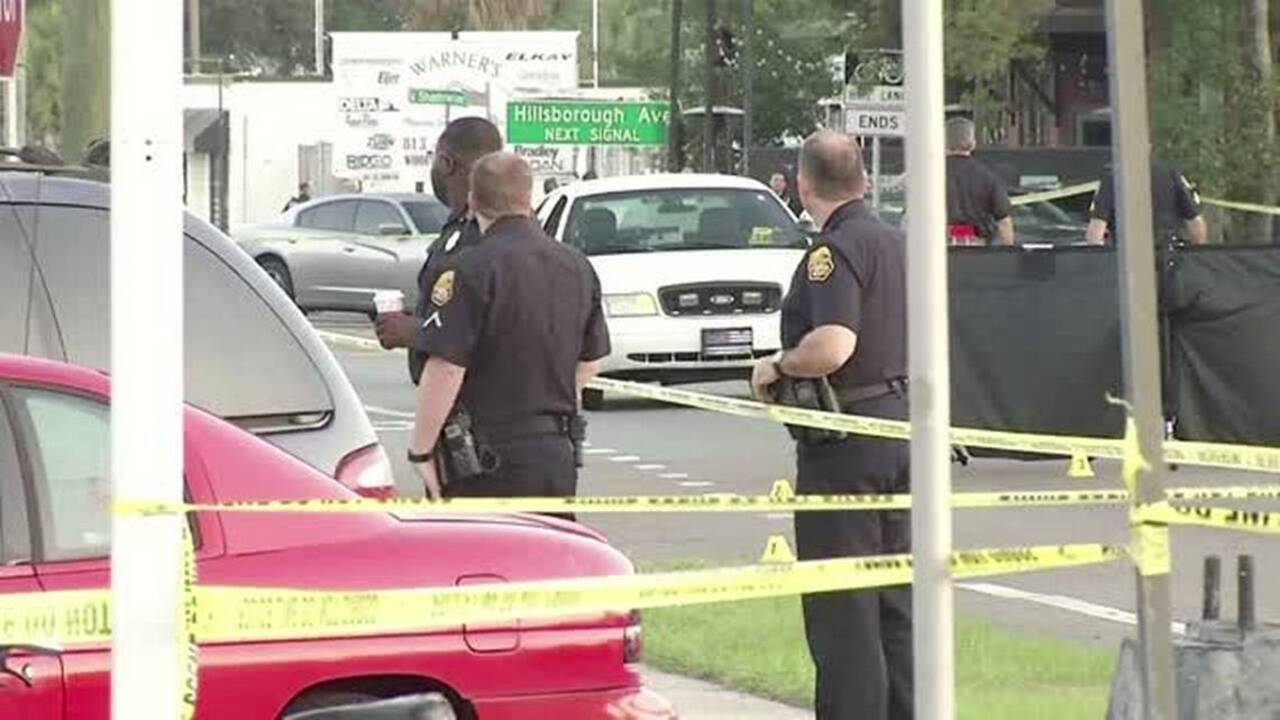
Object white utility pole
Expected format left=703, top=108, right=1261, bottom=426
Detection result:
left=110, top=0, right=186, bottom=718
left=903, top=2, right=954, bottom=719
left=315, top=0, right=325, bottom=76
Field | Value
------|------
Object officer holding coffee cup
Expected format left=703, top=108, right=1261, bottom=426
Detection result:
left=375, top=117, right=503, bottom=385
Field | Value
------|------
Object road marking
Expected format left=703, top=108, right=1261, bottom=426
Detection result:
left=610, top=455, right=642, bottom=463
left=634, top=464, right=667, bottom=471
left=959, top=582, right=1188, bottom=635
left=765, top=513, right=792, bottom=520
left=584, top=448, right=616, bottom=455
left=661, top=473, right=690, bottom=480
left=365, top=405, right=416, bottom=419
left=678, top=481, right=715, bottom=489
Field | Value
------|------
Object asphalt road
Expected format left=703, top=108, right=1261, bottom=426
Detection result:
left=315, top=314, right=1278, bottom=652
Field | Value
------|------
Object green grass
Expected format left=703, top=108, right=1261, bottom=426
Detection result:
left=644, top=595, right=1116, bottom=720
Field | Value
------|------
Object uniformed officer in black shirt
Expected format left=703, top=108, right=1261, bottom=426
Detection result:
left=1085, top=160, right=1208, bottom=245
left=407, top=152, right=610, bottom=502
left=945, top=117, right=1015, bottom=246
left=752, top=129, right=911, bottom=720
left=374, top=117, right=502, bottom=384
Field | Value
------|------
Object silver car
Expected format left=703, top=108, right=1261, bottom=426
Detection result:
left=236, top=193, right=451, bottom=314
left=0, top=171, right=395, bottom=497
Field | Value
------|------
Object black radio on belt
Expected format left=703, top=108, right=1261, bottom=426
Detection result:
left=441, top=408, right=484, bottom=481
left=769, top=376, right=848, bottom=445
left=569, top=415, right=588, bottom=468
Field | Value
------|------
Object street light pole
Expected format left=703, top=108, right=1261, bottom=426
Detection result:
left=703, top=0, right=715, bottom=173
left=740, top=0, right=753, bottom=176
left=667, top=0, right=683, bottom=172
left=903, top=2, right=955, bottom=718
left=314, top=0, right=325, bottom=77
left=1104, top=1, right=1178, bottom=718
left=110, top=0, right=186, bottom=716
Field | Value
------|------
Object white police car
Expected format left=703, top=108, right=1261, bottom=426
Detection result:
left=536, top=174, right=808, bottom=408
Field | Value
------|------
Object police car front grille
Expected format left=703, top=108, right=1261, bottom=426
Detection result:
left=657, top=283, right=782, bottom=316
left=627, top=350, right=777, bottom=364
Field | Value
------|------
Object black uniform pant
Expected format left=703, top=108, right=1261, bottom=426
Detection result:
left=795, top=395, right=912, bottom=720
left=442, top=434, right=577, bottom=520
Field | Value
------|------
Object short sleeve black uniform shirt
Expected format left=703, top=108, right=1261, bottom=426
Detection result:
left=781, top=200, right=907, bottom=389
left=1089, top=160, right=1201, bottom=242
left=945, top=154, right=1013, bottom=236
left=409, top=209, right=484, bottom=384
left=419, top=216, right=610, bottom=425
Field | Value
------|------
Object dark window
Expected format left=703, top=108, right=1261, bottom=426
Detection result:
left=563, top=189, right=807, bottom=256
left=353, top=200, right=406, bottom=235
left=403, top=201, right=449, bottom=234
left=543, top=197, right=568, bottom=237
left=185, top=240, right=332, bottom=419
left=298, top=200, right=358, bottom=232
left=28, top=207, right=111, bottom=368
left=15, top=388, right=111, bottom=561
left=0, top=391, right=31, bottom=563
left=0, top=204, right=66, bottom=361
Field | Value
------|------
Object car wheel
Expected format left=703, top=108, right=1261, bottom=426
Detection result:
left=582, top=387, right=606, bottom=411
left=281, top=690, right=379, bottom=717
left=257, top=256, right=295, bottom=299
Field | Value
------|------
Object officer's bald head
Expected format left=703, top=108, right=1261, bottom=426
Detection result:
left=438, top=117, right=503, bottom=164
left=798, top=130, right=867, bottom=205
left=946, top=118, right=977, bottom=154
left=469, top=152, right=534, bottom=225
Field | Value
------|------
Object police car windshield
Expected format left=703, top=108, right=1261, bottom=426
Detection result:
left=403, top=201, right=450, bottom=234
left=565, top=188, right=808, bottom=256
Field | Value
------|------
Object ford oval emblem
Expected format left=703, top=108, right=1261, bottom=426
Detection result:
left=709, top=294, right=735, bottom=306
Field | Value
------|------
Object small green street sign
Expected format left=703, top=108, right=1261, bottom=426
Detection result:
left=409, top=88, right=468, bottom=106
left=506, top=100, right=670, bottom=146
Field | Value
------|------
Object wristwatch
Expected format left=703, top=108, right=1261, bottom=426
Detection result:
left=407, top=448, right=435, bottom=464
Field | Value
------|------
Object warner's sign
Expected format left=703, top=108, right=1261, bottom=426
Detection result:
left=0, top=0, right=21, bottom=78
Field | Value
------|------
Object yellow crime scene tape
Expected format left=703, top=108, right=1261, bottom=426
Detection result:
left=1137, top=502, right=1280, bottom=536
left=1010, top=181, right=1100, bottom=206
left=1202, top=196, right=1280, bottom=216
left=588, top=378, right=1280, bottom=475
left=0, top=541, right=1121, bottom=647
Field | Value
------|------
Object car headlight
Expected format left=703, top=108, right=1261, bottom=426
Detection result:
left=604, top=293, right=659, bottom=317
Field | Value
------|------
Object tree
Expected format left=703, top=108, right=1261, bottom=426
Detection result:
left=1148, top=0, right=1278, bottom=243
left=24, top=0, right=62, bottom=147
left=60, top=0, right=109, bottom=162
left=407, top=0, right=548, bottom=30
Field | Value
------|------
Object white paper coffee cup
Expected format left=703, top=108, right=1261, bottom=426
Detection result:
left=373, top=290, right=405, bottom=315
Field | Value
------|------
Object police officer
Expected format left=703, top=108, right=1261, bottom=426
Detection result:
left=945, top=117, right=1015, bottom=246
left=752, top=129, right=912, bottom=720
left=407, top=152, right=610, bottom=504
left=375, top=117, right=503, bottom=385
left=1085, top=159, right=1208, bottom=245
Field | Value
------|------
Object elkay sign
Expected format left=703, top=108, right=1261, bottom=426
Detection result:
left=330, top=31, right=578, bottom=183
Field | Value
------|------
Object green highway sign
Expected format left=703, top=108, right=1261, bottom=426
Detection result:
left=409, top=88, right=468, bottom=106
left=506, top=100, right=670, bottom=146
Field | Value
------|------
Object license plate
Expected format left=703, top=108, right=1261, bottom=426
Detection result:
left=701, top=327, right=753, bottom=357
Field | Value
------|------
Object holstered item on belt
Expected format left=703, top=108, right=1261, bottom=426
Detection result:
left=441, top=408, right=484, bottom=482
left=769, top=376, right=847, bottom=445
left=568, top=415, right=588, bottom=468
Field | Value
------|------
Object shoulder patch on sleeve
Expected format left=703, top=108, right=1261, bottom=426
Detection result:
left=807, top=246, right=834, bottom=283
left=431, top=270, right=455, bottom=306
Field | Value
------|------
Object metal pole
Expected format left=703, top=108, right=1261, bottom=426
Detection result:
left=188, top=0, right=200, bottom=73
left=5, top=78, right=16, bottom=147
left=592, top=0, right=600, bottom=89
left=903, top=2, right=954, bottom=718
left=871, top=136, right=882, bottom=208
left=703, top=0, right=715, bottom=173
left=740, top=0, right=753, bottom=175
left=110, top=0, right=185, bottom=717
left=314, top=0, right=325, bottom=76
left=1105, top=1, right=1177, bottom=717
left=667, top=0, right=683, bottom=172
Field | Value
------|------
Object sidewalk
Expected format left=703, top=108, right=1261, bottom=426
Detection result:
left=642, top=667, right=813, bottom=719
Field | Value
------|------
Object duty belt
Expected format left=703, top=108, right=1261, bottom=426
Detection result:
left=474, top=414, right=573, bottom=444
left=836, top=378, right=908, bottom=408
